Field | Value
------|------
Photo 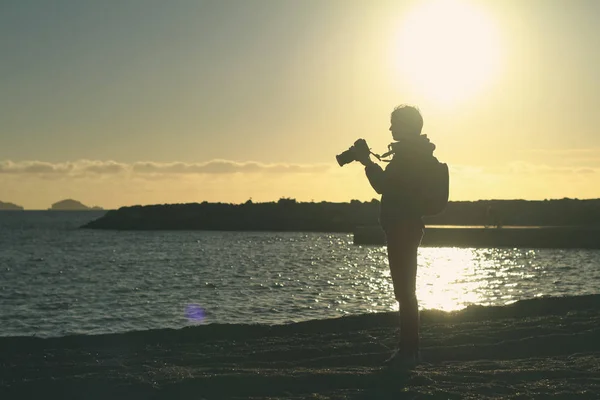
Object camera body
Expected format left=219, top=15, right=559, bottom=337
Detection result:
left=336, top=139, right=369, bottom=166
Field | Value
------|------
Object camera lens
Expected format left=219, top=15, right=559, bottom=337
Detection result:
left=336, top=148, right=356, bottom=166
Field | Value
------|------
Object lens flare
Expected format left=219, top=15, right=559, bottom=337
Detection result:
left=185, top=304, right=206, bottom=322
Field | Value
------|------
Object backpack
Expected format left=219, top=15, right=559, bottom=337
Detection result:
left=417, top=158, right=449, bottom=216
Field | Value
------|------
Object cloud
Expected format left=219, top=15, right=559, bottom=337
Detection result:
left=82, top=160, right=129, bottom=174
left=0, top=159, right=331, bottom=176
left=519, top=148, right=600, bottom=167
left=0, top=160, right=74, bottom=174
left=449, top=164, right=484, bottom=174
left=130, top=160, right=330, bottom=174
left=2, top=159, right=596, bottom=181
left=505, top=161, right=598, bottom=175
left=524, top=148, right=600, bottom=156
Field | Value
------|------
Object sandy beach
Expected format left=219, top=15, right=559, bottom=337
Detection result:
left=2, top=294, right=600, bottom=399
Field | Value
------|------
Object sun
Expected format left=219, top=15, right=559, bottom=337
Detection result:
left=395, top=0, right=503, bottom=105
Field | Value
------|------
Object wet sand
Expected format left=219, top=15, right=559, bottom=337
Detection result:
left=2, top=295, right=600, bottom=399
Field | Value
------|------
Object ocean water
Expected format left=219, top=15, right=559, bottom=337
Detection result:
left=1, top=211, right=600, bottom=338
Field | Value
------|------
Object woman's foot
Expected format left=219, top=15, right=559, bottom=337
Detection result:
left=383, top=349, right=421, bottom=369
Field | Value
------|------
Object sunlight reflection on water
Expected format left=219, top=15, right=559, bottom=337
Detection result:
left=363, top=246, right=595, bottom=313
left=418, top=248, right=510, bottom=311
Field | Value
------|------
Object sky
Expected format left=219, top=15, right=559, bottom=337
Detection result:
left=1, top=0, right=599, bottom=209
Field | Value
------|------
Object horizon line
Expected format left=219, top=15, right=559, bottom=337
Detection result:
left=4, top=196, right=600, bottom=211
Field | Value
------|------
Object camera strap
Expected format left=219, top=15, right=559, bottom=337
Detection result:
left=370, top=143, right=395, bottom=162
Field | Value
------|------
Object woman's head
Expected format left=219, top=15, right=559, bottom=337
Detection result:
left=389, top=105, right=423, bottom=140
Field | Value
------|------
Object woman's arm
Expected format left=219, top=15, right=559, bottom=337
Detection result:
left=364, top=160, right=386, bottom=194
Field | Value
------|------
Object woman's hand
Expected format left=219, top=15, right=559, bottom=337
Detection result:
left=353, top=139, right=372, bottom=166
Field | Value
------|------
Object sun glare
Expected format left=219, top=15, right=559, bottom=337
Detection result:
left=395, top=0, right=503, bottom=106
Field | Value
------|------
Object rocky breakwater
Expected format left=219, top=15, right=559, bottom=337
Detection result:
left=353, top=225, right=600, bottom=249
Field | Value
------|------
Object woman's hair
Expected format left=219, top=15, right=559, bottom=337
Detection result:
left=391, top=105, right=423, bottom=135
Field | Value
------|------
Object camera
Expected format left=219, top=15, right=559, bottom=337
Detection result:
left=336, top=139, right=370, bottom=166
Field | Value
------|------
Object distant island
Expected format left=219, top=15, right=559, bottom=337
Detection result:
left=81, top=198, right=600, bottom=231
left=0, top=201, right=24, bottom=210
left=49, top=199, right=103, bottom=211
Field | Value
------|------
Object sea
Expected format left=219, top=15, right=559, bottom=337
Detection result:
left=1, top=211, right=599, bottom=338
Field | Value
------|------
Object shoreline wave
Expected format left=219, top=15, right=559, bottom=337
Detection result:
left=2, top=293, right=598, bottom=346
